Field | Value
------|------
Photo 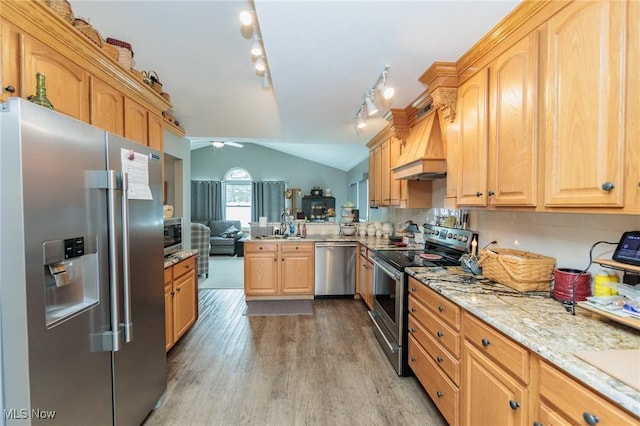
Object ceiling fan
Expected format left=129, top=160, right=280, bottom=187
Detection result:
left=211, top=141, right=243, bottom=149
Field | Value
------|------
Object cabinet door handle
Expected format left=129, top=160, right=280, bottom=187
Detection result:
left=410, top=307, right=417, bottom=313
left=170, top=291, right=175, bottom=296
left=476, top=191, right=483, bottom=197
left=176, top=288, right=181, bottom=292
left=410, top=356, right=416, bottom=362
left=582, top=412, right=600, bottom=425
left=488, top=190, right=495, bottom=196
left=410, top=328, right=417, bottom=333
left=533, top=423, right=544, bottom=426
left=411, top=287, right=417, bottom=292
left=436, top=391, right=444, bottom=398
left=438, top=305, right=444, bottom=312
left=436, top=356, right=443, bottom=363
left=436, top=331, right=444, bottom=337
left=259, top=246, right=263, bottom=250
left=601, top=182, right=615, bottom=192
left=481, top=338, right=491, bottom=347
left=509, top=400, right=520, bottom=410
left=4, top=86, right=15, bottom=93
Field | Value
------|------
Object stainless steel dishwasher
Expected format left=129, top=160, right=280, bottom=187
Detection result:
left=314, top=242, right=357, bottom=297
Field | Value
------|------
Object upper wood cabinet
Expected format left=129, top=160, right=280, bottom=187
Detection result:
left=542, top=0, right=626, bottom=208
left=488, top=33, right=539, bottom=207
left=1, top=1, right=172, bottom=150
left=388, top=137, right=402, bottom=206
left=148, top=112, right=164, bottom=152
left=22, top=34, right=89, bottom=122
left=124, top=97, right=148, bottom=146
left=456, top=69, right=489, bottom=206
left=368, top=150, right=377, bottom=207
left=90, top=77, right=124, bottom=135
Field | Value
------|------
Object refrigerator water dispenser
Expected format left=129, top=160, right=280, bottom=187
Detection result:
left=43, top=236, right=99, bottom=327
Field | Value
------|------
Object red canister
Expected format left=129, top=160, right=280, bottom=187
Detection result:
left=553, top=268, right=591, bottom=302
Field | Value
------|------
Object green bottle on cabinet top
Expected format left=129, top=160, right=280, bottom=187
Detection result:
left=27, top=73, right=54, bottom=110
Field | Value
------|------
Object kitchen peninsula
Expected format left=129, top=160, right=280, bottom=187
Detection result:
left=245, top=235, right=639, bottom=424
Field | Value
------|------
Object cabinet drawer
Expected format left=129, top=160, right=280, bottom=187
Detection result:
left=409, top=335, right=459, bottom=426
left=463, top=311, right=529, bottom=383
left=408, top=315, right=461, bottom=386
left=245, top=242, right=278, bottom=253
left=281, top=242, right=313, bottom=253
left=173, top=256, right=196, bottom=280
left=408, top=276, right=461, bottom=330
left=539, top=360, right=639, bottom=425
left=164, top=267, right=172, bottom=285
left=409, top=295, right=460, bottom=357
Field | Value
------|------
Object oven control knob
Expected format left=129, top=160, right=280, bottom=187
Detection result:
left=456, top=235, right=462, bottom=241
left=447, top=233, right=453, bottom=239
left=462, top=236, right=468, bottom=242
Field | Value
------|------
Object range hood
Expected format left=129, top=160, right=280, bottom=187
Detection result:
left=391, top=108, right=447, bottom=180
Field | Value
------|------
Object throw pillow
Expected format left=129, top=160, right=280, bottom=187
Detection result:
left=219, top=225, right=239, bottom=238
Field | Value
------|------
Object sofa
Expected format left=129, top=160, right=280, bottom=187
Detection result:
left=193, top=219, right=243, bottom=255
left=190, top=222, right=211, bottom=277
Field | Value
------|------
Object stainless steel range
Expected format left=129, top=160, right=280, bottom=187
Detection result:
left=369, top=224, right=477, bottom=376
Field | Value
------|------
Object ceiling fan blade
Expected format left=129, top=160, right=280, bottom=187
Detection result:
left=225, top=141, right=244, bottom=148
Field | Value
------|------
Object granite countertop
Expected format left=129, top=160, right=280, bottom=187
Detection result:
left=246, top=235, right=414, bottom=250
left=405, top=265, right=640, bottom=418
left=164, top=249, right=197, bottom=268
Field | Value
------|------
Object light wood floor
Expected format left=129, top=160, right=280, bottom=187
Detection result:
left=143, top=289, right=447, bottom=426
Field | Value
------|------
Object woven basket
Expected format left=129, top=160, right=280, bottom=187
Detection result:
left=73, top=18, right=102, bottom=47
left=106, top=38, right=133, bottom=70
left=46, top=0, right=74, bottom=24
left=101, top=43, right=119, bottom=62
left=477, top=248, right=555, bottom=292
left=148, top=70, right=163, bottom=94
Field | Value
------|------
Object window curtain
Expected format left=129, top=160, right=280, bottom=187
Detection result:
left=191, top=180, right=223, bottom=221
left=251, top=181, right=285, bottom=222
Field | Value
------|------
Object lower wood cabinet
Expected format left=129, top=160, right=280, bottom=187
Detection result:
left=537, top=359, right=639, bottom=425
left=358, top=245, right=374, bottom=309
left=408, top=276, right=461, bottom=425
left=244, top=241, right=314, bottom=298
left=164, top=256, right=198, bottom=351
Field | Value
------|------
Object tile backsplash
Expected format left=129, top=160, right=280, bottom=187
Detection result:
left=380, top=207, right=639, bottom=274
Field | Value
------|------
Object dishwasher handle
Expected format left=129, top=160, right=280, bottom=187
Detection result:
left=315, top=242, right=357, bottom=248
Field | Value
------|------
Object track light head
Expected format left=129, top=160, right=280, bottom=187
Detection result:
left=250, top=35, right=263, bottom=57
left=365, top=95, right=378, bottom=116
left=255, top=56, right=266, bottom=72
left=262, top=72, right=271, bottom=89
left=377, top=67, right=395, bottom=100
left=356, top=111, right=366, bottom=129
left=239, top=10, right=253, bottom=26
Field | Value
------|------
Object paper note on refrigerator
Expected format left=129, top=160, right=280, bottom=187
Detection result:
left=121, top=148, right=153, bottom=200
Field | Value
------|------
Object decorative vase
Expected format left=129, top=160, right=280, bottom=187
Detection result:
left=27, top=73, right=54, bottom=110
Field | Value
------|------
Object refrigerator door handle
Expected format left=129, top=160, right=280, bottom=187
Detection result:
left=106, top=170, right=122, bottom=352
left=120, top=172, right=133, bottom=343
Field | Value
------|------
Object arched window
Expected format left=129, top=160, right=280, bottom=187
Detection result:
left=224, top=168, right=252, bottom=227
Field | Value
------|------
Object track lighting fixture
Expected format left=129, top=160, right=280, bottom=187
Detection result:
left=353, top=65, right=394, bottom=133
left=254, top=56, right=266, bottom=73
left=364, top=94, right=378, bottom=116
left=239, top=6, right=272, bottom=90
left=262, top=72, right=271, bottom=89
left=250, top=35, right=263, bottom=57
left=239, top=10, right=253, bottom=26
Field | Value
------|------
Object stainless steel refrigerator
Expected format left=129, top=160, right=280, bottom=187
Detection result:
left=0, top=98, right=166, bottom=425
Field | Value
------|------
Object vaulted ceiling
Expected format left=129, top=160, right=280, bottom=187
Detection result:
left=72, top=0, right=520, bottom=171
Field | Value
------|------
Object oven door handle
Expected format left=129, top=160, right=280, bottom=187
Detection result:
left=368, top=311, right=398, bottom=354
left=371, top=257, right=403, bottom=282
